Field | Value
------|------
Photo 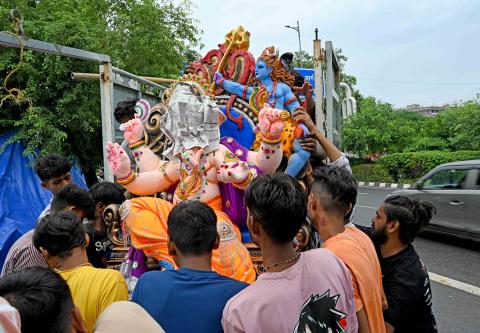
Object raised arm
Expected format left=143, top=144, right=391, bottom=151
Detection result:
left=121, top=116, right=161, bottom=173
left=214, top=72, right=254, bottom=100
left=281, top=83, right=301, bottom=113
left=106, top=142, right=180, bottom=195
left=294, top=108, right=351, bottom=172
left=213, top=105, right=285, bottom=189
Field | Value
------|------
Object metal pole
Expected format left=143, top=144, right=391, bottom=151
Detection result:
left=325, top=41, right=334, bottom=143
left=0, top=32, right=111, bottom=62
left=313, top=28, right=325, bottom=135
left=297, top=21, right=302, bottom=67
left=71, top=72, right=175, bottom=85
left=99, top=63, right=115, bottom=182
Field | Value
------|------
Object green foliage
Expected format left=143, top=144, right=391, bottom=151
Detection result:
left=341, top=97, right=396, bottom=154
left=404, top=137, right=448, bottom=152
left=0, top=0, right=201, bottom=184
left=423, top=100, right=480, bottom=151
left=293, top=50, right=313, bottom=68
left=342, top=96, right=480, bottom=156
left=352, top=163, right=394, bottom=183
left=379, top=150, right=480, bottom=182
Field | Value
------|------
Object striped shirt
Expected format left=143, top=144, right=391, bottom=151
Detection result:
left=1, top=230, right=47, bottom=276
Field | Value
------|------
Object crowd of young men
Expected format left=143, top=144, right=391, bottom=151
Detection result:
left=0, top=108, right=437, bottom=333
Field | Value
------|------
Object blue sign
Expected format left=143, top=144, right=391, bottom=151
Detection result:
left=295, top=68, right=315, bottom=88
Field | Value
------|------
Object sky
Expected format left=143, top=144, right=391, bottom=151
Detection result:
left=191, top=0, right=480, bottom=108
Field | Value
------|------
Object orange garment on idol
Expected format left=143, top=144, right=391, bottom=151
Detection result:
left=323, top=225, right=386, bottom=333
left=125, top=197, right=255, bottom=283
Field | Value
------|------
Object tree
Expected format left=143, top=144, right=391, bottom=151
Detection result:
left=0, top=0, right=201, bottom=185
left=342, top=97, right=394, bottom=155
left=425, top=98, right=480, bottom=151
left=342, top=94, right=480, bottom=155
left=293, top=50, right=313, bottom=68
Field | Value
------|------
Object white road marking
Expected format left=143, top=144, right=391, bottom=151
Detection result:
left=356, top=205, right=377, bottom=209
left=358, top=192, right=369, bottom=195
left=429, top=272, right=480, bottom=297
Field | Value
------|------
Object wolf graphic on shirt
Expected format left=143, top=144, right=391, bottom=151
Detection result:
left=294, top=290, right=347, bottom=333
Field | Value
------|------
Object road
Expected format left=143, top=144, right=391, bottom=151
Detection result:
left=353, top=187, right=480, bottom=332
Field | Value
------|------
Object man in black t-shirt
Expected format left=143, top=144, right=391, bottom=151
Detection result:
left=86, top=182, right=126, bottom=268
left=363, top=195, right=438, bottom=333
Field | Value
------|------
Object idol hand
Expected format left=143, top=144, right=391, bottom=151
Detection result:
left=258, top=104, right=284, bottom=139
left=106, top=142, right=131, bottom=177
left=123, top=115, right=145, bottom=144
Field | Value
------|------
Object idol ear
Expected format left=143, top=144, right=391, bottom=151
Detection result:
left=218, top=110, right=227, bottom=125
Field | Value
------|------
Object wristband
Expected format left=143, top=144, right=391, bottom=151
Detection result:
left=117, top=171, right=136, bottom=186
left=129, top=140, right=145, bottom=150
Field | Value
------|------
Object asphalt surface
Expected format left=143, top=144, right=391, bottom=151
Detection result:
left=353, top=187, right=480, bottom=333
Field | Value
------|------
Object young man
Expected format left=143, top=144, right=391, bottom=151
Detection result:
left=308, top=166, right=385, bottom=333
left=222, top=173, right=357, bottom=333
left=370, top=195, right=438, bottom=333
left=86, top=182, right=126, bottom=268
left=0, top=267, right=88, bottom=333
left=132, top=201, right=248, bottom=333
left=1, top=183, right=94, bottom=275
left=33, top=212, right=128, bottom=331
left=35, top=153, right=73, bottom=219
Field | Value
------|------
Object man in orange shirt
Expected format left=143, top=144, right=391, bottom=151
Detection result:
left=307, top=165, right=386, bottom=333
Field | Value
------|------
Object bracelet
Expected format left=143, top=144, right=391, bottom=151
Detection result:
left=242, top=86, right=248, bottom=100
left=117, top=171, right=136, bottom=186
left=218, top=78, right=225, bottom=88
left=129, top=140, right=145, bottom=150
left=234, top=169, right=256, bottom=188
left=261, top=136, right=282, bottom=145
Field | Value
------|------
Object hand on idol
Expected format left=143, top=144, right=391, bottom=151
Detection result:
left=293, top=107, right=316, bottom=133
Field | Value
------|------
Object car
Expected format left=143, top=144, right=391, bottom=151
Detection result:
left=391, top=160, right=480, bottom=242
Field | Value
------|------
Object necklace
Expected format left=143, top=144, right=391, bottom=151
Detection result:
left=267, top=81, right=277, bottom=107
left=175, top=158, right=207, bottom=201
left=257, top=252, right=300, bottom=274
left=54, top=262, right=92, bottom=272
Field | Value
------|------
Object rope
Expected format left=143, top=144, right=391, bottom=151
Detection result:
left=0, top=16, right=32, bottom=110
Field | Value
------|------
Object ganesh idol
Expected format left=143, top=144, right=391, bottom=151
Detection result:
left=105, top=82, right=285, bottom=283
left=214, top=46, right=311, bottom=177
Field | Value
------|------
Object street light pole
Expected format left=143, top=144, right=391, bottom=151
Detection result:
left=285, top=20, right=302, bottom=67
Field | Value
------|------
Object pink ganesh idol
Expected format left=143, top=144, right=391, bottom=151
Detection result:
left=106, top=82, right=284, bottom=282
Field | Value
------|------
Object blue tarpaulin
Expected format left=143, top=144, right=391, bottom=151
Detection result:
left=0, top=132, right=87, bottom=268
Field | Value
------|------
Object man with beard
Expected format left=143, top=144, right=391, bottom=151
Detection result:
left=368, top=195, right=438, bottom=333
left=308, top=166, right=385, bottom=333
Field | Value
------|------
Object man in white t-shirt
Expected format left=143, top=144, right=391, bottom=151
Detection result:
left=222, top=173, right=358, bottom=333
